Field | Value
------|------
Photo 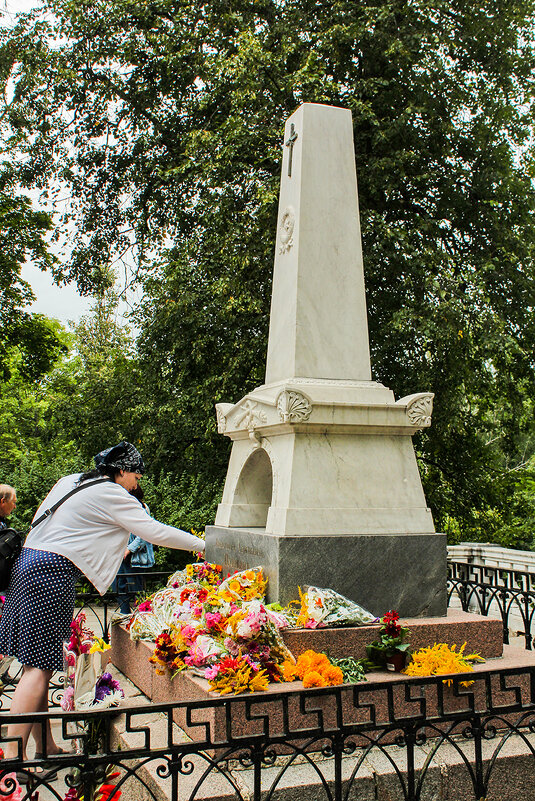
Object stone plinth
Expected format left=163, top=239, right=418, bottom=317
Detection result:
left=206, top=526, right=447, bottom=615
left=111, top=615, right=518, bottom=751
left=283, top=609, right=503, bottom=659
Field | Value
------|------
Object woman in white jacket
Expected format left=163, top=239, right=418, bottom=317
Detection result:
left=0, top=441, right=205, bottom=773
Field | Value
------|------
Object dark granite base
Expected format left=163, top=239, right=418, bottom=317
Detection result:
left=205, top=526, right=447, bottom=616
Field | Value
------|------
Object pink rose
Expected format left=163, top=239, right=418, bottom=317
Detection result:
left=204, top=665, right=220, bottom=680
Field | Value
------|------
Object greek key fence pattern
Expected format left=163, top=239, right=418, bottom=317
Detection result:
left=1, top=667, right=535, bottom=801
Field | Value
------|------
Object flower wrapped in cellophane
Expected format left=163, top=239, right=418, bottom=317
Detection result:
left=75, top=671, right=124, bottom=710
left=218, top=567, right=267, bottom=602
left=128, top=586, right=185, bottom=640
left=294, top=586, right=377, bottom=629
left=167, top=560, right=222, bottom=589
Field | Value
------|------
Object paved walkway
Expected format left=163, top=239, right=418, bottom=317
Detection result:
left=0, top=605, right=129, bottom=800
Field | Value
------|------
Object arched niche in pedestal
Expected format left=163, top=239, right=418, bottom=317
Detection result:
left=231, top=448, right=273, bottom=528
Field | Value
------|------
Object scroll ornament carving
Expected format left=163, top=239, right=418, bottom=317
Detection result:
left=278, top=207, right=295, bottom=254
left=216, top=407, right=227, bottom=434
left=234, top=400, right=267, bottom=430
left=277, top=390, right=312, bottom=423
left=407, top=394, right=434, bottom=427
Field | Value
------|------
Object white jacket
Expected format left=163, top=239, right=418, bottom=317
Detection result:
left=24, top=474, right=205, bottom=594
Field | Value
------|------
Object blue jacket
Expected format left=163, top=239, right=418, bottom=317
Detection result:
left=127, top=534, right=155, bottom=568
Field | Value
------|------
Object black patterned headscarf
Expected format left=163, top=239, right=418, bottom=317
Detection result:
left=94, top=441, right=145, bottom=474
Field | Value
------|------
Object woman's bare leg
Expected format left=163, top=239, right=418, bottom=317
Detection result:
left=4, top=665, right=53, bottom=760
left=31, top=679, right=60, bottom=756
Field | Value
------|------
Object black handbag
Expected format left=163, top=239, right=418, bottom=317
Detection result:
left=0, top=477, right=109, bottom=591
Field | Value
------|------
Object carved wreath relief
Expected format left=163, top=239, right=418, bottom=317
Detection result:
left=407, top=394, right=434, bottom=426
left=277, top=390, right=312, bottom=423
left=278, top=207, right=295, bottom=254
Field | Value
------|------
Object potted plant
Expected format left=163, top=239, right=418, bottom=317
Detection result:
left=365, top=610, right=410, bottom=672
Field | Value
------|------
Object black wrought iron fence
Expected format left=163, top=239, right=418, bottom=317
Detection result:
left=1, top=666, right=534, bottom=801
left=447, top=560, right=535, bottom=650
left=1, top=562, right=534, bottom=717
left=0, top=570, right=171, bottom=711
left=73, top=569, right=171, bottom=639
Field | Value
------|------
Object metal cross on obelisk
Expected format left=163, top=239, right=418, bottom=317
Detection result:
left=206, top=103, right=446, bottom=617
left=285, top=123, right=298, bottom=177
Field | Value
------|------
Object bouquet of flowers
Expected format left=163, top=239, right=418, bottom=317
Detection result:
left=168, top=560, right=222, bottom=589
left=282, top=649, right=344, bottom=688
left=205, top=653, right=270, bottom=695
left=403, top=642, right=484, bottom=685
left=64, top=613, right=94, bottom=667
left=218, top=567, right=267, bottom=602
left=63, top=618, right=113, bottom=710
left=294, top=587, right=377, bottom=629
left=75, top=672, right=124, bottom=710
left=128, top=586, right=184, bottom=641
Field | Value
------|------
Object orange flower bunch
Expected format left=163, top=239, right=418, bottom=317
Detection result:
left=282, top=649, right=344, bottom=688
left=404, top=642, right=485, bottom=686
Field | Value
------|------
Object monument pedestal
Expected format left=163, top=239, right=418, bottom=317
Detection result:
left=206, top=104, right=445, bottom=615
left=206, top=525, right=446, bottom=615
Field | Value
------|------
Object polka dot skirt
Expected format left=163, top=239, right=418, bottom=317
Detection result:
left=0, top=547, right=81, bottom=671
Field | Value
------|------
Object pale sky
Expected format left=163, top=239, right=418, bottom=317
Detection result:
left=4, top=0, right=96, bottom=326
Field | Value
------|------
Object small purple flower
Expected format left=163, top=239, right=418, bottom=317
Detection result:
left=94, top=672, right=123, bottom=701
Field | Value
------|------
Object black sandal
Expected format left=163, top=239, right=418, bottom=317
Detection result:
left=14, top=770, right=34, bottom=786
left=34, top=747, right=68, bottom=758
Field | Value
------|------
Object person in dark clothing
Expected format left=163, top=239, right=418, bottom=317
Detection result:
left=0, top=485, right=16, bottom=530
left=112, top=485, right=155, bottom=614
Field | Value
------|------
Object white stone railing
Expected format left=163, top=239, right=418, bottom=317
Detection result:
left=448, top=542, right=535, bottom=573
left=447, top=542, right=535, bottom=642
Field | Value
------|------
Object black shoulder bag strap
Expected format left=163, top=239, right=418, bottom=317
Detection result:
left=28, top=477, right=111, bottom=533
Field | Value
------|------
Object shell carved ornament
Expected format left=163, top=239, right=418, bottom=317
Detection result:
left=407, top=394, right=434, bottom=427
left=277, top=390, right=312, bottom=423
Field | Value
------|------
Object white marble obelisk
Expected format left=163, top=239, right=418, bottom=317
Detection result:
left=206, top=103, right=446, bottom=616
left=265, top=104, right=371, bottom=383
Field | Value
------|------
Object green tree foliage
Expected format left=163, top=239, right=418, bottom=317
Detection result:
left=2, top=0, right=535, bottom=543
